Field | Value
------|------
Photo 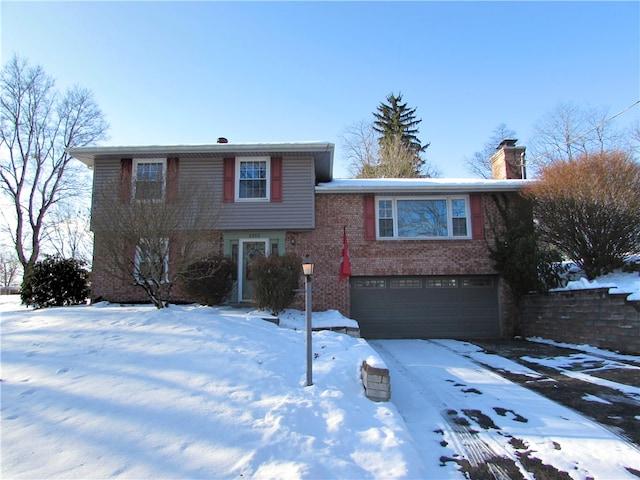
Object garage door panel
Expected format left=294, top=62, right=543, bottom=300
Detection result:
left=351, top=275, right=499, bottom=339
left=427, top=305, right=461, bottom=317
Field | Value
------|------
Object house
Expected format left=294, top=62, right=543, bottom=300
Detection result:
left=69, top=139, right=529, bottom=339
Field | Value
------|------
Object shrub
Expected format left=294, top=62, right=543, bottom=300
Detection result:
left=488, top=193, right=566, bottom=305
left=21, top=255, right=89, bottom=308
left=249, top=253, right=301, bottom=315
left=182, top=256, right=235, bottom=306
left=525, top=151, right=640, bottom=279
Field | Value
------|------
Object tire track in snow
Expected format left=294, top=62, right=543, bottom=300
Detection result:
left=371, top=340, right=527, bottom=480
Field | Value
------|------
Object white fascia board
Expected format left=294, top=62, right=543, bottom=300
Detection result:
left=315, top=178, right=534, bottom=193
left=68, top=142, right=334, bottom=168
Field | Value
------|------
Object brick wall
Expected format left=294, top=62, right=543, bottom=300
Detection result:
left=91, top=232, right=223, bottom=304
left=521, top=288, right=640, bottom=355
left=287, top=193, right=517, bottom=336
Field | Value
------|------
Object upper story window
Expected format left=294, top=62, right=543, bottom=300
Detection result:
left=376, top=196, right=470, bottom=239
left=236, top=157, right=270, bottom=201
left=134, top=159, right=166, bottom=201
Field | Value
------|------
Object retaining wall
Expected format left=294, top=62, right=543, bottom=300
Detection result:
left=520, top=288, right=640, bottom=355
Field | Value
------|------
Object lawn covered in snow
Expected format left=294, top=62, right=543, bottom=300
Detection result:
left=2, top=266, right=640, bottom=480
left=1, top=298, right=423, bottom=479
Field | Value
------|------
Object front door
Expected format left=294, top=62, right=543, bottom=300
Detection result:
left=239, top=239, right=269, bottom=302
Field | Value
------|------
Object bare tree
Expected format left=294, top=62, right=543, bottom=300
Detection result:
left=93, top=178, right=224, bottom=308
left=0, top=55, right=108, bottom=272
left=0, top=250, right=21, bottom=289
left=465, top=123, right=517, bottom=179
left=527, top=102, right=626, bottom=172
left=340, top=119, right=379, bottom=177
left=341, top=120, right=441, bottom=178
left=629, top=120, right=640, bottom=160
left=42, top=202, right=92, bottom=264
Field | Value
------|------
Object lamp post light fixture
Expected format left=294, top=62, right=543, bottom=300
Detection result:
left=302, top=255, right=314, bottom=386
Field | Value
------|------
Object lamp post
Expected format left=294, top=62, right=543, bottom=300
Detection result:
left=302, top=255, right=314, bottom=387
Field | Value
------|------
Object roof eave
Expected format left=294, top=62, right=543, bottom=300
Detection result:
left=67, top=142, right=334, bottom=181
left=315, top=180, right=532, bottom=194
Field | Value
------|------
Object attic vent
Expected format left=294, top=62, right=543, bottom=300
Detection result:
left=217, top=137, right=228, bottom=144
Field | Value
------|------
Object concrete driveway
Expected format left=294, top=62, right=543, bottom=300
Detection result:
left=371, top=339, right=640, bottom=480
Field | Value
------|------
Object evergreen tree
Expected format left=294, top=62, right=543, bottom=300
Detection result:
left=373, top=93, right=428, bottom=154
left=371, top=93, right=430, bottom=177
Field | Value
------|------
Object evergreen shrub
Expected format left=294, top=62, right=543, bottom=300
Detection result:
left=249, top=253, right=301, bottom=315
left=21, top=255, right=89, bottom=308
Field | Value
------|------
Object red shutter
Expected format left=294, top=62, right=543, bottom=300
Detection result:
left=166, top=157, right=179, bottom=203
left=364, top=195, right=376, bottom=241
left=470, top=193, right=484, bottom=240
left=120, top=158, right=133, bottom=204
left=270, top=156, right=282, bottom=202
left=223, top=157, right=235, bottom=203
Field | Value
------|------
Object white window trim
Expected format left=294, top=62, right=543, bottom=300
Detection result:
left=376, top=195, right=471, bottom=240
left=235, top=156, right=271, bottom=202
left=133, top=158, right=167, bottom=202
left=134, top=238, right=170, bottom=284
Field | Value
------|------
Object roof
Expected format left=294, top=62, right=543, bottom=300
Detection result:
left=67, top=142, right=335, bottom=183
left=316, top=177, right=532, bottom=194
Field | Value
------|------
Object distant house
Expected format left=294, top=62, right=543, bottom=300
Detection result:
left=69, top=139, right=529, bottom=339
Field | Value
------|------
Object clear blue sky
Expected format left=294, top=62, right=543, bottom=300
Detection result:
left=2, top=1, right=639, bottom=178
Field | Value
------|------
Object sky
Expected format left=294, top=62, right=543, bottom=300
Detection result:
left=1, top=1, right=639, bottom=178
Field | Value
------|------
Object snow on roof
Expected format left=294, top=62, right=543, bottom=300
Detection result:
left=316, top=177, right=533, bottom=193
left=67, top=141, right=335, bottom=182
left=68, top=141, right=334, bottom=166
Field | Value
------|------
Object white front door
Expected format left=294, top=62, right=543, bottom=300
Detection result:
left=239, top=239, right=269, bottom=302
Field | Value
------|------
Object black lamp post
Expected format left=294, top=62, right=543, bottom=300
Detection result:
left=302, top=255, right=314, bottom=386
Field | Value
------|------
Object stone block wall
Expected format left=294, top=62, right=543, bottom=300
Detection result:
left=521, top=288, right=640, bottom=355
left=361, top=361, right=391, bottom=401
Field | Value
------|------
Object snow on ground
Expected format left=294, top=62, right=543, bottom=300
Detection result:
left=555, top=256, right=640, bottom=301
left=373, top=339, right=640, bottom=480
left=1, top=298, right=422, bottom=479
left=2, top=265, right=640, bottom=479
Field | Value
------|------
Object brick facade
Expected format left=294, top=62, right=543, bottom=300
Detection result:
left=286, top=192, right=517, bottom=336
left=90, top=232, right=224, bottom=304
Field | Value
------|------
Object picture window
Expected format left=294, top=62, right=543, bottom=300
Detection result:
left=377, top=196, right=470, bottom=239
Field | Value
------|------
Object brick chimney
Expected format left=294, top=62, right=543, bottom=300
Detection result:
left=490, top=139, right=526, bottom=179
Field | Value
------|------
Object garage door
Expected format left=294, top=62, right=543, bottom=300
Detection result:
left=350, top=276, right=499, bottom=339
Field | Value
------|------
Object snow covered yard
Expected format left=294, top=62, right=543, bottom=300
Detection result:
left=2, top=294, right=640, bottom=479
left=1, top=298, right=422, bottom=479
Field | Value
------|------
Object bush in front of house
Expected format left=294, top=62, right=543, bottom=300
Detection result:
left=21, top=255, right=90, bottom=308
left=250, top=253, right=301, bottom=316
left=182, top=256, right=235, bottom=306
left=488, top=192, right=566, bottom=305
left=525, top=151, right=640, bottom=279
